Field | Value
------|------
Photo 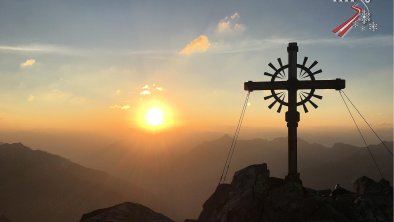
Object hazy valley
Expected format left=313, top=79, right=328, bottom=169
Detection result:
left=0, top=132, right=391, bottom=221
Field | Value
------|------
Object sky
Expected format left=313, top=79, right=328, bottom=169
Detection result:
left=0, top=0, right=392, bottom=139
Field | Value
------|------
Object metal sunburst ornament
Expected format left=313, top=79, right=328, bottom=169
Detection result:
left=263, top=57, right=323, bottom=113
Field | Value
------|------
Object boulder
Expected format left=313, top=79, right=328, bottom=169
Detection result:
left=198, top=164, right=272, bottom=222
left=353, top=177, right=393, bottom=222
left=80, top=202, right=174, bottom=222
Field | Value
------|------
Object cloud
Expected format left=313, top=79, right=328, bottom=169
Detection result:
left=142, top=84, right=150, bottom=89
left=217, top=12, right=245, bottom=34
left=0, top=44, right=80, bottom=56
left=0, top=44, right=174, bottom=58
left=140, top=90, right=151, bottom=95
left=20, top=59, right=36, bottom=68
left=179, top=35, right=211, bottom=55
left=140, top=84, right=164, bottom=96
left=121, top=105, right=130, bottom=110
left=207, top=35, right=394, bottom=55
left=110, top=104, right=130, bottom=110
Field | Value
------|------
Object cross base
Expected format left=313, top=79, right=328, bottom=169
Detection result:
left=285, top=173, right=302, bottom=185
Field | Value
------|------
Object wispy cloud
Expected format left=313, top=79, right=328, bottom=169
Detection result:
left=110, top=104, right=131, bottom=110
left=0, top=44, right=74, bottom=54
left=20, top=59, right=36, bottom=68
left=179, top=35, right=211, bottom=55
left=299, top=35, right=393, bottom=47
left=209, top=39, right=282, bottom=54
left=209, top=35, right=393, bottom=54
left=217, top=12, right=245, bottom=34
left=0, top=43, right=175, bottom=58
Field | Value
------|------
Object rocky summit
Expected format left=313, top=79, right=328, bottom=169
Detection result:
left=196, top=163, right=393, bottom=222
left=80, top=202, right=174, bottom=222
left=79, top=163, right=393, bottom=222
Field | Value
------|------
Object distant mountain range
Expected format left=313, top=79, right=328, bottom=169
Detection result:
left=0, top=137, right=391, bottom=221
left=78, top=136, right=393, bottom=220
left=0, top=143, right=157, bottom=222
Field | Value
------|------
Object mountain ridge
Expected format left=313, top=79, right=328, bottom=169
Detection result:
left=83, top=135, right=392, bottom=220
left=0, top=136, right=391, bottom=221
left=0, top=142, right=157, bottom=222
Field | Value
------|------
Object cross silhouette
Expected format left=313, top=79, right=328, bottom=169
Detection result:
left=244, top=42, right=345, bottom=182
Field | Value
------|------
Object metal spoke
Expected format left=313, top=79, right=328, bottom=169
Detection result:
left=277, top=58, right=286, bottom=78
left=277, top=93, right=286, bottom=113
left=268, top=63, right=278, bottom=72
left=299, top=57, right=308, bottom=77
left=308, top=99, right=318, bottom=109
left=312, top=69, right=322, bottom=75
left=309, top=60, right=318, bottom=70
left=300, top=73, right=310, bottom=79
left=301, top=91, right=323, bottom=100
left=312, top=93, right=323, bottom=100
left=298, top=93, right=309, bottom=113
left=268, top=99, right=278, bottom=109
left=302, top=103, right=309, bottom=113
left=264, top=92, right=283, bottom=100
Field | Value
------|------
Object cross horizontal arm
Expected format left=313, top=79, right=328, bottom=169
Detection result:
left=244, top=78, right=345, bottom=91
left=296, top=79, right=345, bottom=90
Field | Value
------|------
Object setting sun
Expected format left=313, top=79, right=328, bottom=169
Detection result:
left=145, top=107, right=164, bottom=127
left=135, top=99, right=178, bottom=132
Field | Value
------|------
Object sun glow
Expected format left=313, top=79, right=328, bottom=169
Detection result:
left=145, top=107, right=164, bottom=126
left=135, top=100, right=177, bottom=131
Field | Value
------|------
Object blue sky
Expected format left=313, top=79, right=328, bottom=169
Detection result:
left=0, top=0, right=391, bottom=132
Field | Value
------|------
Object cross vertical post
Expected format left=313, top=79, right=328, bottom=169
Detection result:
left=286, top=43, right=300, bottom=181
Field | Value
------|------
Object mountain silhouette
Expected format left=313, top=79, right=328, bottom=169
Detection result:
left=80, top=163, right=393, bottom=222
left=0, top=137, right=391, bottom=221
left=0, top=143, right=156, bottom=222
left=80, top=202, right=174, bottom=222
left=78, top=136, right=393, bottom=220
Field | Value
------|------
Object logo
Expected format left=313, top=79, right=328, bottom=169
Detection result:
left=332, top=0, right=377, bottom=37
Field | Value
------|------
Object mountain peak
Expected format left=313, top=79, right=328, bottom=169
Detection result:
left=80, top=202, right=174, bottom=222
left=196, top=163, right=393, bottom=222
left=0, top=142, right=30, bottom=150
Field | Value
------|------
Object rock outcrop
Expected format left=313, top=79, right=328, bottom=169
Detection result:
left=80, top=202, right=174, bottom=222
left=80, top=163, right=392, bottom=222
left=196, top=163, right=393, bottom=222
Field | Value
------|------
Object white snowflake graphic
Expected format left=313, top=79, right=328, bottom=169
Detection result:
left=368, top=21, right=378, bottom=31
left=361, top=25, right=366, bottom=31
left=359, top=11, right=371, bottom=25
left=353, top=21, right=359, bottom=28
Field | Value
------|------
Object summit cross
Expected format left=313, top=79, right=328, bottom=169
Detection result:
left=244, top=42, right=345, bottom=182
